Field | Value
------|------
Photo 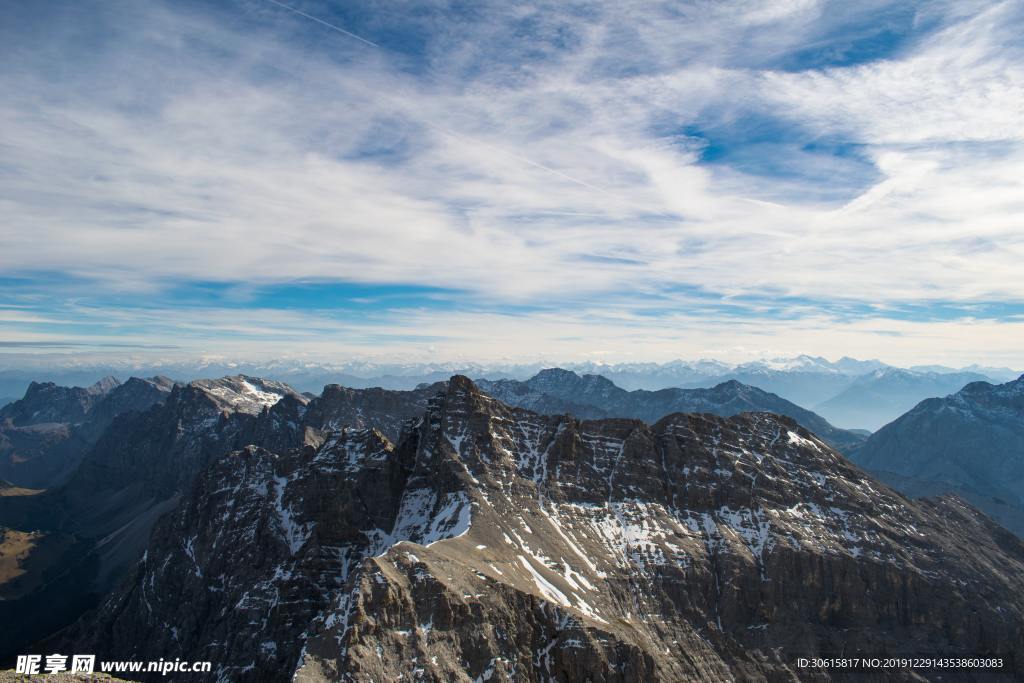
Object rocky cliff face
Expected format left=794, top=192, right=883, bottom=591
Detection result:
left=303, top=382, right=445, bottom=442
left=60, top=377, right=445, bottom=529
left=851, top=374, right=1024, bottom=537
left=66, top=377, right=1024, bottom=682
left=477, top=369, right=865, bottom=454
left=72, top=376, right=177, bottom=444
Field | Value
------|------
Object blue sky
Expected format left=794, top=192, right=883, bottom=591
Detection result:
left=1, top=0, right=1023, bottom=367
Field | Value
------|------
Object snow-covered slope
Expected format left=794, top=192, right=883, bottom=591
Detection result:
left=189, top=375, right=307, bottom=414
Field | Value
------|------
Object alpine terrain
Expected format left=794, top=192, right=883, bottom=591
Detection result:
left=814, top=369, right=992, bottom=432
left=0, top=375, right=445, bottom=658
left=0, top=376, right=175, bottom=488
left=851, top=374, right=1024, bottom=537
left=51, top=376, right=1024, bottom=682
left=477, top=369, right=866, bottom=453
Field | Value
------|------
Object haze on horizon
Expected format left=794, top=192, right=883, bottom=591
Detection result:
left=2, top=0, right=1023, bottom=369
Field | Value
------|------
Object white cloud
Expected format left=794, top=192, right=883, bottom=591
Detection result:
left=3, top=300, right=1024, bottom=369
left=760, top=3, right=1024, bottom=145
left=1, top=0, right=1022, bottom=364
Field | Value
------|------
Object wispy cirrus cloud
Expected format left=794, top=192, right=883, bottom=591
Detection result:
left=0, top=0, right=1022, bottom=365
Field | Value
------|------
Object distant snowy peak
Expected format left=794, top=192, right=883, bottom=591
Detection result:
left=736, top=355, right=839, bottom=374
left=830, top=356, right=889, bottom=374
left=858, top=367, right=920, bottom=383
left=568, top=358, right=733, bottom=374
left=553, top=356, right=889, bottom=377
left=735, top=355, right=889, bottom=375
left=190, top=375, right=308, bottom=415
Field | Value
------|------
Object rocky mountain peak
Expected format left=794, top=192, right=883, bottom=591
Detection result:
left=124, top=375, right=175, bottom=391
left=530, top=367, right=578, bottom=382
left=304, top=381, right=445, bottom=442
left=188, top=375, right=307, bottom=415
left=423, top=374, right=500, bottom=428
left=706, top=378, right=750, bottom=396
left=970, top=373, right=1024, bottom=398
left=528, top=368, right=618, bottom=397
left=0, top=374, right=181, bottom=490
left=1, top=381, right=104, bottom=426
left=87, top=375, right=121, bottom=395
left=944, top=373, right=1024, bottom=409
left=444, top=372, right=480, bottom=395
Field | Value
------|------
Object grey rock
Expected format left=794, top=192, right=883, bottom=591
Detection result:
left=477, top=369, right=865, bottom=454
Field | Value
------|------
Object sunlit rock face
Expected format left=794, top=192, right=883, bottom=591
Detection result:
left=66, top=377, right=1024, bottom=682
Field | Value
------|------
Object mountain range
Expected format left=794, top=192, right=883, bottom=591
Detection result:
left=476, top=368, right=866, bottom=453
left=0, top=375, right=447, bottom=656
left=43, top=376, right=1024, bottom=681
left=851, top=374, right=1024, bottom=537
left=0, top=376, right=175, bottom=488
left=815, top=368, right=994, bottom=431
left=0, top=355, right=1016, bottom=430
left=0, top=371, right=1021, bottom=680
